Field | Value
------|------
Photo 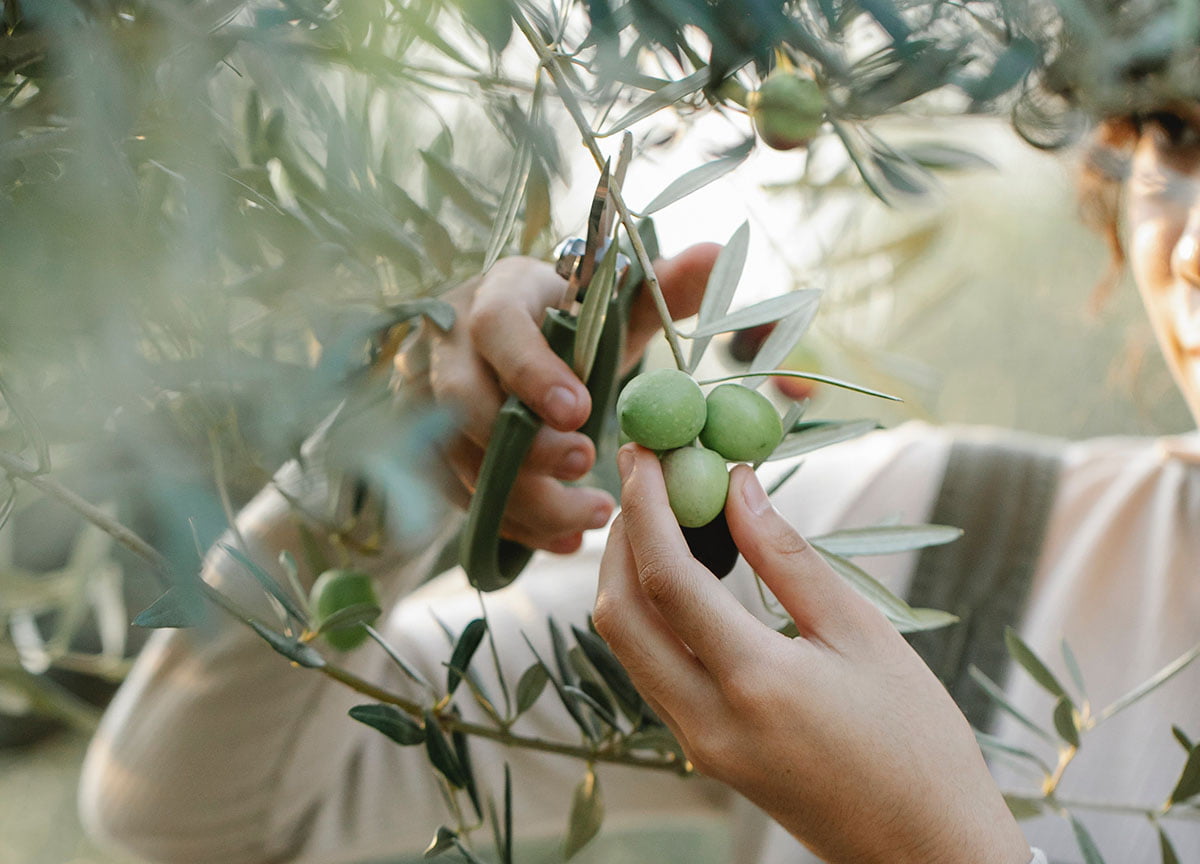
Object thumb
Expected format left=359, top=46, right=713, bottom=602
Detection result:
left=724, top=465, right=876, bottom=645
left=623, top=242, right=721, bottom=370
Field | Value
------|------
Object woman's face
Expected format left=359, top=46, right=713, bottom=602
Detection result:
left=1124, top=103, right=1200, bottom=426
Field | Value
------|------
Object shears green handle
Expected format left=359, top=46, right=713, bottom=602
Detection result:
left=461, top=302, right=625, bottom=592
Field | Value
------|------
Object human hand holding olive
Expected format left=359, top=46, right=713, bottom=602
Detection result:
left=422, top=247, right=719, bottom=554
left=594, top=445, right=1032, bottom=864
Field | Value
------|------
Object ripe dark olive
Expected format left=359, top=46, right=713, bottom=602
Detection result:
left=617, top=369, right=707, bottom=451
left=309, top=569, right=379, bottom=652
left=661, top=446, right=729, bottom=528
left=681, top=509, right=740, bottom=578
left=700, top=383, right=784, bottom=463
left=752, top=72, right=825, bottom=151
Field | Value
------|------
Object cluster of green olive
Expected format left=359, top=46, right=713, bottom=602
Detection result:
left=616, top=369, right=783, bottom=528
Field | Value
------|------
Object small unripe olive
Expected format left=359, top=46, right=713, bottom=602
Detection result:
left=752, top=72, right=825, bottom=151
left=661, top=446, right=730, bottom=528
left=617, top=369, right=707, bottom=451
left=700, top=383, right=783, bottom=463
left=309, top=569, right=379, bottom=652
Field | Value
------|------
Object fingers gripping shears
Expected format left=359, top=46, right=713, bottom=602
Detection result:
left=461, top=157, right=645, bottom=592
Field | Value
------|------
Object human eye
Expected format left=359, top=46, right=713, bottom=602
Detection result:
left=1138, top=109, right=1200, bottom=155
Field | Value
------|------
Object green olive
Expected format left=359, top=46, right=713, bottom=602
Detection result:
left=700, top=383, right=783, bottom=463
left=752, top=72, right=825, bottom=151
left=617, top=369, right=707, bottom=451
left=309, top=569, right=380, bottom=652
left=661, top=446, right=730, bottom=528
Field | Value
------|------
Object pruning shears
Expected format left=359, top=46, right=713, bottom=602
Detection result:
left=461, top=157, right=644, bottom=592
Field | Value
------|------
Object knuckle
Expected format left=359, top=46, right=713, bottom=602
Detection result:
left=591, top=596, right=623, bottom=645
left=637, top=555, right=688, bottom=610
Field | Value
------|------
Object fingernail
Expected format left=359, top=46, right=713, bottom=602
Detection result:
left=741, top=471, right=771, bottom=515
left=589, top=500, right=614, bottom=529
left=557, top=447, right=591, bottom=480
left=544, top=386, right=581, bottom=427
left=616, top=445, right=635, bottom=481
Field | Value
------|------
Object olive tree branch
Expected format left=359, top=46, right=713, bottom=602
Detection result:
left=510, top=6, right=689, bottom=371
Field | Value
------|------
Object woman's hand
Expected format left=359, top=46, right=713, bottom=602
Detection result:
left=423, top=246, right=718, bottom=555
left=594, top=444, right=1032, bottom=864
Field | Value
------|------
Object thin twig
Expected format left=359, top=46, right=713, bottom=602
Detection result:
left=511, top=7, right=688, bottom=371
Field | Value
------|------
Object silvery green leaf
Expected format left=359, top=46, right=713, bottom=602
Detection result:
left=598, top=67, right=710, bottom=137
left=515, top=662, right=549, bottom=716
left=222, top=543, right=308, bottom=625
left=683, top=290, right=821, bottom=339
left=314, top=602, right=381, bottom=635
left=483, top=133, right=533, bottom=273
left=248, top=621, right=325, bottom=668
left=1003, top=795, right=1044, bottom=821
left=1097, top=642, right=1200, bottom=724
left=387, top=298, right=456, bottom=332
left=1160, top=826, right=1182, bottom=864
left=452, top=722, right=482, bottom=820
left=348, top=703, right=426, bottom=746
left=419, top=149, right=492, bottom=227
left=1070, top=815, right=1107, bottom=864
left=765, top=419, right=878, bottom=462
left=815, top=550, right=957, bottom=633
left=132, top=587, right=206, bottom=629
left=968, top=665, right=1056, bottom=745
left=742, top=307, right=820, bottom=390
left=810, top=524, right=962, bottom=557
left=1006, top=627, right=1071, bottom=704
left=563, top=769, right=604, bottom=860
left=902, top=142, right=994, bottom=172
left=1061, top=639, right=1088, bottom=702
left=688, top=221, right=749, bottom=372
left=1053, top=696, right=1080, bottom=748
left=523, top=633, right=597, bottom=741
left=574, top=240, right=620, bottom=381
left=564, top=684, right=619, bottom=729
left=701, top=370, right=899, bottom=402
left=365, top=625, right=433, bottom=690
left=1168, top=745, right=1200, bottom=806
left=974, top=730, right=1053, bottom=776
left=639, top=141, right=752, bottom=216
left=446, top=617, right=487, bottom=697
left=572, top=624, right=644, bottom=725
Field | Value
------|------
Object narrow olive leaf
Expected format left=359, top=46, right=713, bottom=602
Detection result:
left=514, top=662, right=549, bottom=716
left=598, top=67, right=711, bottom=137
left=423, top=826, right=458, bottom=859
left=1005, top=627, right=1071, bottom=703
left=423, top=710, right=467, bottom=788
left=132, top=587, right=205, bottom=628
left=365, top=625, right=433, bottom=691
left=548, top=619, right=578, bottom=687
left=704, top=370, right=900, bottom=402
left=1003, top=795, right=1044, bottom=821
left=683, top=290, right=822, bottom=340
left=742, top=306, right=821, bottom=390
left=314, top=602, right=381, bottom=636
left=1061, top=639, right=1088, bottom=702
left=277, top=551, right=310, bottom=620
left=452, top=724, right=482, bottom=820
left=815, top=550, right=958, bottom=633
left=522, top=633, right=597, bottom=742
left=1097, top=642, right=1200, bottom=724
left=222, top=543, right=308, bottom=625
left=1159, top=825, right=1182, bottom=864
left=810, top=524, right=962, bottom=557
left=483, top=136, right=533, bottom=273
left=1173, top=726, right=1194, bottom=752
left=564, top=684, right=620, bottom=729
left=1053, top=696, right=1080, bottom=748
left=520, top=160, right=552, bottom=254
left=446, top=618, right=487, bottom=697
left=249, top=621, right=326, bottom=668
left=1167, top=745, right=1200, bottom=806
left=571, top=625, right=644, bottom=724
left=348, top=703, right=426, bottom=746
left=688, top=221, right=750, bottom=372
left=639, top=143, right=752, bottom=215
left=504, top=764, right=513, bottom=864
left=968, top=665, right=1057, bottom=745
left=766, top=463, right=802, bottom=497
left=1070, top=815, right=1108, bottom=864
left=974, top=730, right=1054, bottom=776
left=563, top=769, right=604, bottom=860
left=574, top=239, right=620, bottom=380
left=419, top=150, right=493, bottom=227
